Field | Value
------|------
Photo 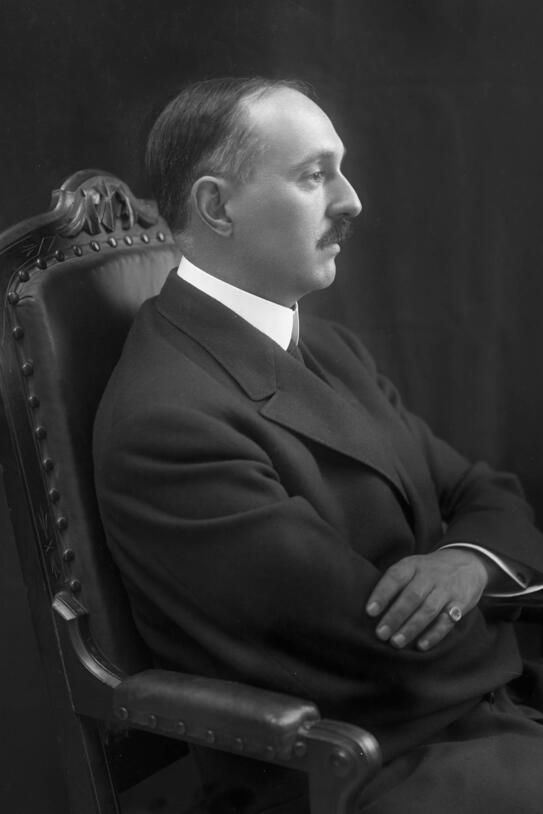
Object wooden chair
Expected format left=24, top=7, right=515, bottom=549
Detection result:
left=0, top=170, right=381, bottom=814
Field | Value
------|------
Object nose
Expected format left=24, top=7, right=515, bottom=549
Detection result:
left=328, top=173, right=362, bottom=219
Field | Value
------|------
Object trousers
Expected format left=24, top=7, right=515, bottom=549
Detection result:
left=358, top=687, right=543, bottom=813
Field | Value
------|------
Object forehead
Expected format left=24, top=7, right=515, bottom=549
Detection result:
left=242, top=88, right=345, bottom=169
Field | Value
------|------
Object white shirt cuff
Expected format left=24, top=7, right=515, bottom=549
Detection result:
left=440, top=542, right=543, bottom=597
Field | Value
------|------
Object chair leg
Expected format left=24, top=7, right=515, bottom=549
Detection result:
left=59, top=715, right=120, bottom=814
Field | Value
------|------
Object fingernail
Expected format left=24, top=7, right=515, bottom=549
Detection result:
left=367, top=602, right=380, bottom=616
left=418, top=639, right=430, bottom=651
left=376, top=625, right=390, bottom=641
left=391, top=633, right=406, bottom=648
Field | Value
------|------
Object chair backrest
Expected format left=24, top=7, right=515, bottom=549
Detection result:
left=0, top=170, right=180, bottom=676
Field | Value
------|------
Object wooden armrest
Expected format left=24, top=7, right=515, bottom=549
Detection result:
left=52, top=593, right=382, bottom=812
left=112, top=669, right=382, bottom=814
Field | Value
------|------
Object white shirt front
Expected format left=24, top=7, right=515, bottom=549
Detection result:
left=176, top=256, right=543, bottom=598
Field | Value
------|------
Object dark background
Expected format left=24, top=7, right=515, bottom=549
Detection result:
left=2, top=1, right=543, bottom=809
left=3, top=0, right=543, bottom=516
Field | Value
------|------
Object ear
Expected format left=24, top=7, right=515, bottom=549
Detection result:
left=190, top=176, right=233, bottom=236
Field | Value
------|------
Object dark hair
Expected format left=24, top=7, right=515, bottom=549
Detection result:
left=145, top=76, right=313, bottom=232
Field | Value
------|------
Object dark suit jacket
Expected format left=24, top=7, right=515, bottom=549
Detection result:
left=93, top=270, right=543, bottom=766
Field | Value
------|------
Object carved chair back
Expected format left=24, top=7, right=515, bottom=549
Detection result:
left=0, top=170, right=180, bottom=677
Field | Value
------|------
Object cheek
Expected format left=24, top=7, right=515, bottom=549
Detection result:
left=243, top=188, right=319, bottom=236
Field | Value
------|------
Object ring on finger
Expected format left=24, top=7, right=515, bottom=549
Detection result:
left=444, top=605, right=463, bottom=623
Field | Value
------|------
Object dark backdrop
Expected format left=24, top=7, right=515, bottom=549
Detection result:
left=3, top=0, right=543, bottom=519
left=2, top=1, right=543, bottom=808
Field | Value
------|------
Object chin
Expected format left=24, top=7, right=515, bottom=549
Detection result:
left=315, top=262, right=337, bottom=290
left=295, top=263, right=336, bottom=301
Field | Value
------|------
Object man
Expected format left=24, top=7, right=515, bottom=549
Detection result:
left=94, top=77, right=543, bottom=812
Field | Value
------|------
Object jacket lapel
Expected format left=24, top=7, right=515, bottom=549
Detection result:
left=156, top=271, right=409, bottom=503
left=261, top=344, right=409, bottom=502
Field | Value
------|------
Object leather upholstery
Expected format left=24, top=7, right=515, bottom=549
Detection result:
left=0, top=171, right=180, bottom=674
left=114, top=670, right=320, bottom=759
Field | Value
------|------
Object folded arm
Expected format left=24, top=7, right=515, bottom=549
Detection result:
left=360, top=351, right=543, bottom=650
left=96, top=404, right=521, bottom=735
left=326, top=323, right=543, bottom=650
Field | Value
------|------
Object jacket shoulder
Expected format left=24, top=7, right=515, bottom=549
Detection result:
left=301, top=314, right=378, bottom=376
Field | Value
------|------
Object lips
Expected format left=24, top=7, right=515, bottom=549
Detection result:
left=317, top=215, right=354, bottom=250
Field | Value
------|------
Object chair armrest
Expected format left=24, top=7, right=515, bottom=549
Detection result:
left=113, top=669, right=320, bottom=760
left=51, top=593, right=381, bottom=812
left=112, top=669, right=381, bottom=814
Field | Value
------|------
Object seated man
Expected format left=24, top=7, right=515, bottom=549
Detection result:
left=93, top=77, right=543, bottom=813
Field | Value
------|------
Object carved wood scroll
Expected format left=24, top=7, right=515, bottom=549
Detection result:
left=53, top=174, right=159, bottom=238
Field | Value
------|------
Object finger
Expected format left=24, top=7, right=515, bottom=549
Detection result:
left=388, top=588, right=446, bottom=648
left=416, top=606, right=463, bottom=651
left=366, top=559, right=417, bottom=618
left=374, top=579, right=434, bottom=642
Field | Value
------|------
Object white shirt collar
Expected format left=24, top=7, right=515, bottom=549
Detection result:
left=177, top=256, right=298, bottom=350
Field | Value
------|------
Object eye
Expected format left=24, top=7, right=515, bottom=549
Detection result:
left=303, top=169, right=326, bottom=185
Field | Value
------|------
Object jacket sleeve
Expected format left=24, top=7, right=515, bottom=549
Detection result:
left=328, top=321, right=543, bottom=575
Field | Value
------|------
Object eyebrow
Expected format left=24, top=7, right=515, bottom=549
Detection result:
left=290, top=146, right=346, bottom=174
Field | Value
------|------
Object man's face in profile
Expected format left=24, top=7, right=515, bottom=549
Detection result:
left=226, top=88, right=362, bottom=306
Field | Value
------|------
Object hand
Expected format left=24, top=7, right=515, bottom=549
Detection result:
left=365, top=549, right=491, bottom=651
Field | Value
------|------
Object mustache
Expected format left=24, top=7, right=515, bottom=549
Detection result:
left=316, top=215, right=355, bottom=250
